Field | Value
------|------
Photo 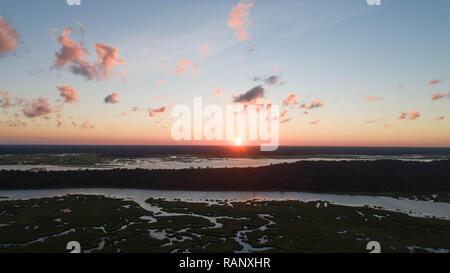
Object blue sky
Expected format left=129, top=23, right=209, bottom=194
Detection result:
left=0, top=0, right=449, bottom=146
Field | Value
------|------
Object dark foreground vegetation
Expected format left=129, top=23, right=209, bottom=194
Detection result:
left=0, top=160, right=449, bottom=192
left=1, top=195, right=450, bottom=253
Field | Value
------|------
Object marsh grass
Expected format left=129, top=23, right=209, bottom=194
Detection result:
left=0, top=195, right=449, bottom=253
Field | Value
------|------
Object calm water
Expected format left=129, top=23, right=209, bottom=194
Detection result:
left=1, top=188, right=450, bottom=220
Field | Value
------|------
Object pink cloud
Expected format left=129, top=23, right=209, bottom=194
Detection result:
left=366, top=96, right=382, bottom=102
left=104, top=93, right=119, bottom=104
left=309, top=120, right=320, bottom=125
left=80, top=119, right=95, bottom=129
left=428, top=79, right=442, bottom=86
left=52, top=26, right=124, bottom=80
left=0, top=91, right=11, bottom=108
left=235, top=28, right=249, bottom=40
left=384, top=124, right=392, bottom=128
left=200, top=43, right=209, bottom=54
left=171, top=60, right=191, bottom=74
left=408, top=110, right=420, bottom=120
left=191, top=65, right=202, bottom=76
left=431, top=91, right=450, bottom=101
left=431, top=93, right=444, bottom=101
left=365, top=119, right=379, bottom=124
left=279, top=109, right=288, bottom=120
left=56, top=84, right=78, bottom=103
left=93, top=42, right=125, bottom=79
left=300, top=98, right=324, bottom=110
left=282, top=93, right=298, bottom=106
left=398, top=112, right=407, bottom=120
left=120, top=106, right=139, bottom=117
left=23, top=97, right=52, bottom=118
left=1, top=120, right=26, bottom=128
left=153, top=96, right=166, bottom=101
left=228, top=1, right=254, bottom=40
left=434, top=116, right=445, bottom=121
left=0, top=16, right=19, bottom=54
left=53, top=27, right=91, bottom=76
left=214, top=89, right=223, bottom=96
left=156, top=80, right=162, bottom=87
left=148, top=106, right=168, bottom=117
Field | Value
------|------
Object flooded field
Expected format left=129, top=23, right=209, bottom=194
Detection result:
left=1, top=153, right=449, bottom=171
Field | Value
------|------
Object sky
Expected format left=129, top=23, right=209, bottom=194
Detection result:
left=0, top=0, right=449, bottom=147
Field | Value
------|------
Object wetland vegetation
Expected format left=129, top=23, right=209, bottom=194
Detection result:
left=0, top=194, right=449, bottom=253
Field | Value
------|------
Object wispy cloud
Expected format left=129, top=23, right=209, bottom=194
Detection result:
left=366, top=96, right=382, bottom=102
left=431, top=91, right=450, bottom=101
left=170, top=60, right=191, bottom=74
left=214, top=89, right=223, bottom=96
left=264, top=75, right=279, bottom=85
left=364, top=119, right=380, bottom=124
left=428, top=79, right=442, bottom=86
left=279, top=109, right=287, bottom=119
left=253, top=74, right=281, bottom=86
left=200, top=43, right=209, bottom=54
left=0, top=120, right=27, bottom=128
left=80, top=119, right=95, bottom=129
left=119, top=106, right=139, bottom=117
left=148, top=106, right=168, bottom=117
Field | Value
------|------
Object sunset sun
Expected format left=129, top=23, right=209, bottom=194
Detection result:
left=234, top=138, right=243, bottom=145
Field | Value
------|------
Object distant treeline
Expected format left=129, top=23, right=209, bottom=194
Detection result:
left=0, top=160, right=449, bottom=192
left=1, top=145, right=450, bottom=157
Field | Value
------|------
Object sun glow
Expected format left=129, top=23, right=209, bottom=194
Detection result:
left=234, top=138, right=243, bottom=145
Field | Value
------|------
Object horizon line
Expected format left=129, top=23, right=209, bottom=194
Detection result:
left=0, top=144, right=449, bottom=149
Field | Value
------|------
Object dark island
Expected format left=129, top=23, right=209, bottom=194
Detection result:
left=0, top=160, right=449, bottom=192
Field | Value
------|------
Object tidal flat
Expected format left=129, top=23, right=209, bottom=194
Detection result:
left=0, top=194, right=449, bottom=253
